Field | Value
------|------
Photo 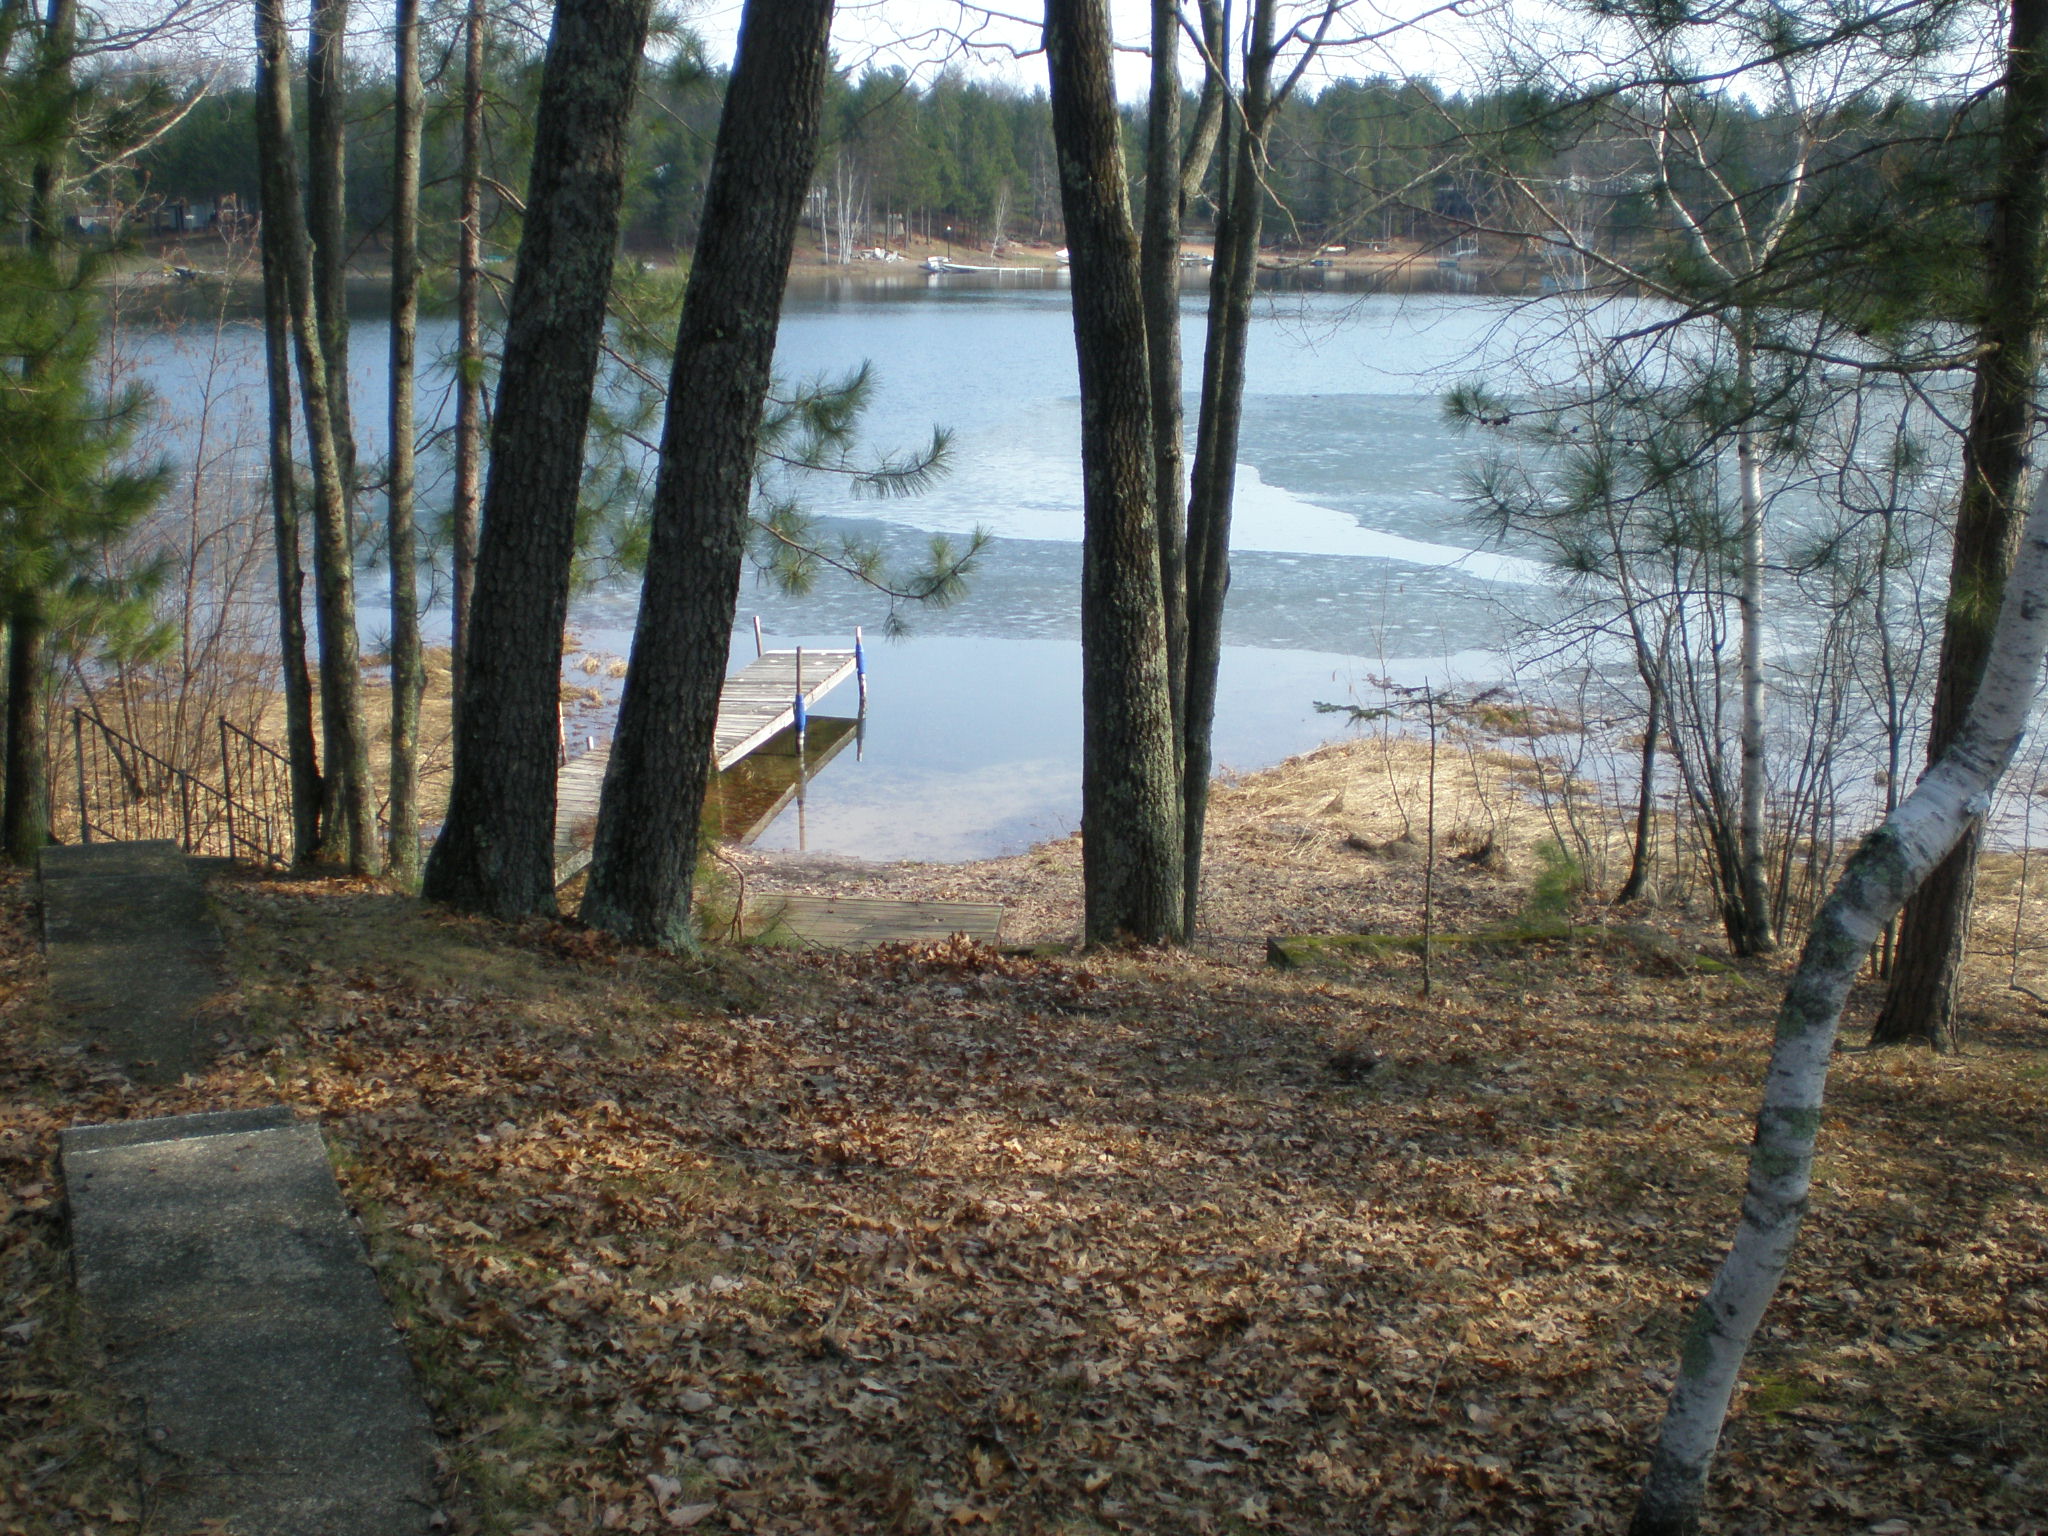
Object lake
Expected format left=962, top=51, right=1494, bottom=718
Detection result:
left=124, top=270, right=1589, bottom=862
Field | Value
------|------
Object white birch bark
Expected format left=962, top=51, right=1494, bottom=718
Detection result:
left=1630, top=466, right=2048, bottom=1536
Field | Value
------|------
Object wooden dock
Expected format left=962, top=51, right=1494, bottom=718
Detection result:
left=743, top=894, right=1004, bottom=948
left=554, top=647, right=861, bottom=884
left=714, top=649, right=857, bottom=771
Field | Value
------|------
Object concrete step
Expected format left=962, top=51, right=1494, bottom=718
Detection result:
left=39, top=840, right=224, bottom=1082
left=62, top=1108, right=439, bottom=1535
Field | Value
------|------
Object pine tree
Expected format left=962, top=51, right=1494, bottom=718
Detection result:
left=0, top=0, right=167, bottom=862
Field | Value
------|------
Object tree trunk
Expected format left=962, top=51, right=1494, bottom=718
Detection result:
left=305, top=0, right=356, bottom=503
left=3, top=607, right=49, bottom=863
left=254, top=0, right=378, bottom=875
left=1139, top=0, right=1226, bottom=780
left=451, top=0, right=486, bottom=712
left=1179, top=1, right=1228, bottom=212
left=1045, top=0, right=1184, bottom=946
left=1142, top=0, right=1187, bottom=755
left=1731, top=342, right=1776, bottom=954
left=1617, top=664, right=1661, bottom=904
left=386, top=0, right=424, bottom=885
left=581, top=0, right=835, bottom=947
left=5, top=0, right=74, bottom=862
left=257, top=158, right=322, bottom=864
left=422, top=0, right=654, bottom=918
left=1874, top=0, right=2048, bottom=1049
left=1181, top=0, right=1275, bottom=939
left=1629, top=469, right=2048, bottom=1536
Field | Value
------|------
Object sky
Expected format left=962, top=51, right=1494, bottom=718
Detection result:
left=680, top=0, right=1483, bottom=99
left=110, top=0, right=1478, bottom=97
left=104, top=0, right=2001, bottom=110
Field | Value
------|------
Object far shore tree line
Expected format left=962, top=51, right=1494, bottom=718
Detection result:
left=56, top=9, right=1975, bottom=275
left=5, top=0, right=2048, bottom=1532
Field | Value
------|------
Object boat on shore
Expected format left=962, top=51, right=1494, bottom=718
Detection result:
left=923, top=255, right=1042, bottom=275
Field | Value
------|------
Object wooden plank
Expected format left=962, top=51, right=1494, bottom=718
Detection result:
left=714, top=651, right=857, bottom=769
left=745, top=894, right=1004, bottom=948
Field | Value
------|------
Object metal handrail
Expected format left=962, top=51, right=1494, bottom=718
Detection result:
left=217, top=716, right=294, bottom=867
left=70, top=708, right=291, bottom=868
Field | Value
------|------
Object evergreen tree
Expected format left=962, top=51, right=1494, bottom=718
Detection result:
left=0, top=0, right=167, bottom=862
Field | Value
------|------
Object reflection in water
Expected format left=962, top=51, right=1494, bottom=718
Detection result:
left=702, top=717, right=860, bottom=849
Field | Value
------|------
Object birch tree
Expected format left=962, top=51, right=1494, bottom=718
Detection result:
left=1629, top=462, right=2048, bottom=1534
left=1450, top=0, right=1965, bottom=953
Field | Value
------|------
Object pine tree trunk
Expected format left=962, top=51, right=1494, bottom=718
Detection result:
left=257, top=165, right=322, bottom=863
left=1630, top=469, right=2048, bottom=1536
left=1046, top=0, right=1184, bottom=946
left=386, top=0, right=424, bottom=886
left=305, top=0, right=356, bottom=503
left=254, top=0, right=378, bottom=876
left=1182, top=2, right=1275, bottom=940
left=581, top=0, right=836, bottom=948
left=1874, top=0, right=2048, bottom=1048
left=451, top=0, right=486, bottom=713
left=5, top=0, right=74, bottom=862
left=422, top=0, right=654, bottom=918
left=3, top=607, right=49, bottom=864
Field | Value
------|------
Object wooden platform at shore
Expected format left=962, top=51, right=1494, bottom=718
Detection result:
left=553, top=647, right=861, bottom=884
left=743, top=894, right=1004, bottom=948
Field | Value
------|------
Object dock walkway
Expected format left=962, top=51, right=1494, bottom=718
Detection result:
left=555, top=646, right=859, bottom=883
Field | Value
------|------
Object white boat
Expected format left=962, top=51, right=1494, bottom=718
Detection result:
left=924, top=255, right=1045, bottom=275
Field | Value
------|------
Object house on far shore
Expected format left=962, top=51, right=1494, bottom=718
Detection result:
left=140, top=193, right=245, bottom=237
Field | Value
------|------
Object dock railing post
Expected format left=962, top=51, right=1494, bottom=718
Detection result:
left=854, top=626, right=867, bottom=709
left=793, top=646, right=807, bottom=747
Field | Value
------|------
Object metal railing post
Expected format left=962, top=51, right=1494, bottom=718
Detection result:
left=219, top=717, right=237, bottom=860
left=73, top=711, right=90, bottom=844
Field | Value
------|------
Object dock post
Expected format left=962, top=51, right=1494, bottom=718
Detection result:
left=793, top=646, right=807, bottom=746
left=752, top=614, right=763, bottom=657
left=854, top=626, right=867, bottom=709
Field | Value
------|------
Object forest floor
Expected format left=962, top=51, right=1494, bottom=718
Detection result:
left=3, top=735, right=2047, bottom=1536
